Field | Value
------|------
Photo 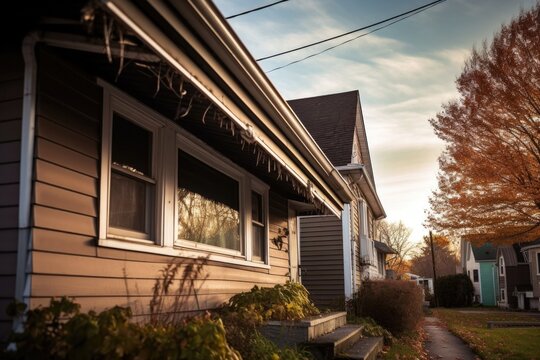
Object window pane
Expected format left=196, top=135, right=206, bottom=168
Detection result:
left=252, top=224, right=265, bottom=260
left=177, top=151, right=240, bottom=251
left=252, top=191, right=262, bottom=223
left=473, top=269, right=479, bottom=282
left=112, top=114, right=152, bottom=176
left=110, top=171, right=149, bottom=233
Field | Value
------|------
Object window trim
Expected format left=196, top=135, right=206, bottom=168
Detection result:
left=473, top=269, right=479, bottom=283
left=100, top=88, right=163, bottom=244
left=536, top=251, right=540, bottom=275
left=499, top=256, right=505, bottom=276
left=500, top=288, right=506, bottom=302
left=98, top=80, right=270, bottom=269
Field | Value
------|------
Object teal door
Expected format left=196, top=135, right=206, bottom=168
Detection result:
left=480, top=262, right=496, bottom=306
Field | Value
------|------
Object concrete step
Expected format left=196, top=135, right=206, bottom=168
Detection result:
left=260, top=311, right=347, bottom=347
left=304, top=325, right=363, bottom=360
left=336, top=336, right=384, bottom=360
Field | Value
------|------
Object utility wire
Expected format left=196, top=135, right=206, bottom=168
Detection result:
left=225, top=0, right=289, bottom=20
left=266, top=1, right=444, bottom=73
left=256, top=0, right=446, bottom=61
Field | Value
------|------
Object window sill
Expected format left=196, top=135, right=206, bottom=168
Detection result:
left=98, top=238, right=271, bottom=269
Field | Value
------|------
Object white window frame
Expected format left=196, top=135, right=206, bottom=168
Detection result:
left=499, top=256, right=505, bottom=276
left=98, top=81, right=270, bottom=269
left=500, top=288, right=506, bottom=301
left=99, top=87, right=164, bottom=245
left=536, top=251, right=540, bottom=275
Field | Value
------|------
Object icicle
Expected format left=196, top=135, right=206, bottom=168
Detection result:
left=202, top=103, right=211, bottom=124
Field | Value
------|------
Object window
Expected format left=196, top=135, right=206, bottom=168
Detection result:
left=177, top=150, right=240, bottom=252
left=499, top=256, right=505, bottom=276
left=467, top=270, right=470, bottom=278
left=99, top=84, right=269, bottom=267
left=500, top=288, right=505, bottom=301
left=251, top=191, right=266, bottom=261
left=537, top=252, right=540, bottom=275
left=473, top=269, right=479, bottom=282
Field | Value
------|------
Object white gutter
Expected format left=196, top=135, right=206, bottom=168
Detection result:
left=336, top=164, right=386, bottom=219
left=14, top=33, right=39, bottom=329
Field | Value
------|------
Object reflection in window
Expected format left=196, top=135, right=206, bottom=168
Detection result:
left=177, top=151, right=240, bottom=251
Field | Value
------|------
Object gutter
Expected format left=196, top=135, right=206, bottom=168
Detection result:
left=336, top=164, right=386, bottom=219
left=14, top=32, right=39, bottom=329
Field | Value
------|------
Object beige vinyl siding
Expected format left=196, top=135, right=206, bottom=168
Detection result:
left=28, top=48, right=290, bottom=317
left=299, top=215, right=344, bottom=309
left=0, top=50, right=24, bottom=337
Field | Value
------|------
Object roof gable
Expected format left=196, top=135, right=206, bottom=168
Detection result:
left=471, top=243, right=497, bottom=261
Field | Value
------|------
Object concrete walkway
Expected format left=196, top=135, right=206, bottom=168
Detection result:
left=424, top=317, right=478, bottom=360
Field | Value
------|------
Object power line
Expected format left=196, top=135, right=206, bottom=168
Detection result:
left=225, top=0, right=289, bottom=20
left=266, top=1, right=443, bottom=73
left=256, top=0, right=446, bottom=61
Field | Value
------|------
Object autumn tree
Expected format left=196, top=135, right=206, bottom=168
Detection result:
left=427, top=3, right=540, bottom=245
left=376, top=220, right=414, bottom=275
left=409, top=234, right=458, bottom=278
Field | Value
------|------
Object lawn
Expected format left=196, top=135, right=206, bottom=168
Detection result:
left=433, top=308, right=540, bottom=360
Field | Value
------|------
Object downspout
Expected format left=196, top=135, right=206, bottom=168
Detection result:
left=341, top=204, right=353, bottom=300
left=14, top=33, right=39, bottom=329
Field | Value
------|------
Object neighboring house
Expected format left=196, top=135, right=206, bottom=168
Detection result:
left=462, top=241, right=497, bottom=306
left=405, top=273, right=434, bottom=295
left=520, top=238, right=540, bottom=311
left=0, top=0, right=356, bottom=337
left=496, top=244, right=532, bottom=309
left=288, top=91, right=387, bottom=308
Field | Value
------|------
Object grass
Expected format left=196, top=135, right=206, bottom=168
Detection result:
left=433, top=308, right=540, bottom=360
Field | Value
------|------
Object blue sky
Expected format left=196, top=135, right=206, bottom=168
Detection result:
left=214, top=0, right=537, bottom=244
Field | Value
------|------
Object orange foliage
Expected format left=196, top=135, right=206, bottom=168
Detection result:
left=427, top=4, right=540, bottom=245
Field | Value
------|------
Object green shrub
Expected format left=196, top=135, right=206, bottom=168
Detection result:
left=225, top=281, right=319, bottom=321
left=435, top=274, right=474, bottom=307
left=348, top=280, right=423, bottom=335
left=2, top=297, right=240, bottom=360
left=220, top=282, right=318, bottom=360
left=246, top=332, right=312, bottom=360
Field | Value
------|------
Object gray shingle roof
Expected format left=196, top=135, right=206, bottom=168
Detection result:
left=288, top=90, right=359, bottom=167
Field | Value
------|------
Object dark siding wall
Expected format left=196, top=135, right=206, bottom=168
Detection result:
left=299, top=215, right=344, bottom=309
left=0, top=51, right=24, bottom=338
left=29, top=49, right=290, bottom=316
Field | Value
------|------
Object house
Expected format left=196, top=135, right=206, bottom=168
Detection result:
left=0, top=0, right=356, bottom=337
left=404, top=273, right=434, bottom=296
left=496, top=244, right=532, bottom=309
left=462, top=241, right=497, bottom=306
left=287, top=91, right=388, bottom=308
left=520, top=238, right=540, bottom=311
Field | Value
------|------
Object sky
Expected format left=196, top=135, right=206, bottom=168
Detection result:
left=214, top=0, right=537, bottom=244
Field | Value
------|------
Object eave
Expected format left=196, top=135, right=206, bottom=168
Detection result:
left=100, top=0, right=354, bottom=217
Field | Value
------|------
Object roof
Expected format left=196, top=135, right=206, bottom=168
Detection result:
left=471, top=243, right=497, bottom=261
left=521, top=237, right=540, bottom=251
left=288, top=91, right=375, bottom=184
left=497, top=243, right=527, bottom=266
left=374, top=240, right=397, bottom=254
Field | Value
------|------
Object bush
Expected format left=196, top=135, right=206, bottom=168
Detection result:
left=435, top=274, right=474, bottom=307
left=348, top=280, right=423, bottom=335
left=2, top=297, right=240, bottom=360
left=220, top=282, right=317, bottom=359
left=225, top=281, right=319, bottom=321
left=348, top=317, right=393, bottom=345
left=245, top=332, right=312, bottom=360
